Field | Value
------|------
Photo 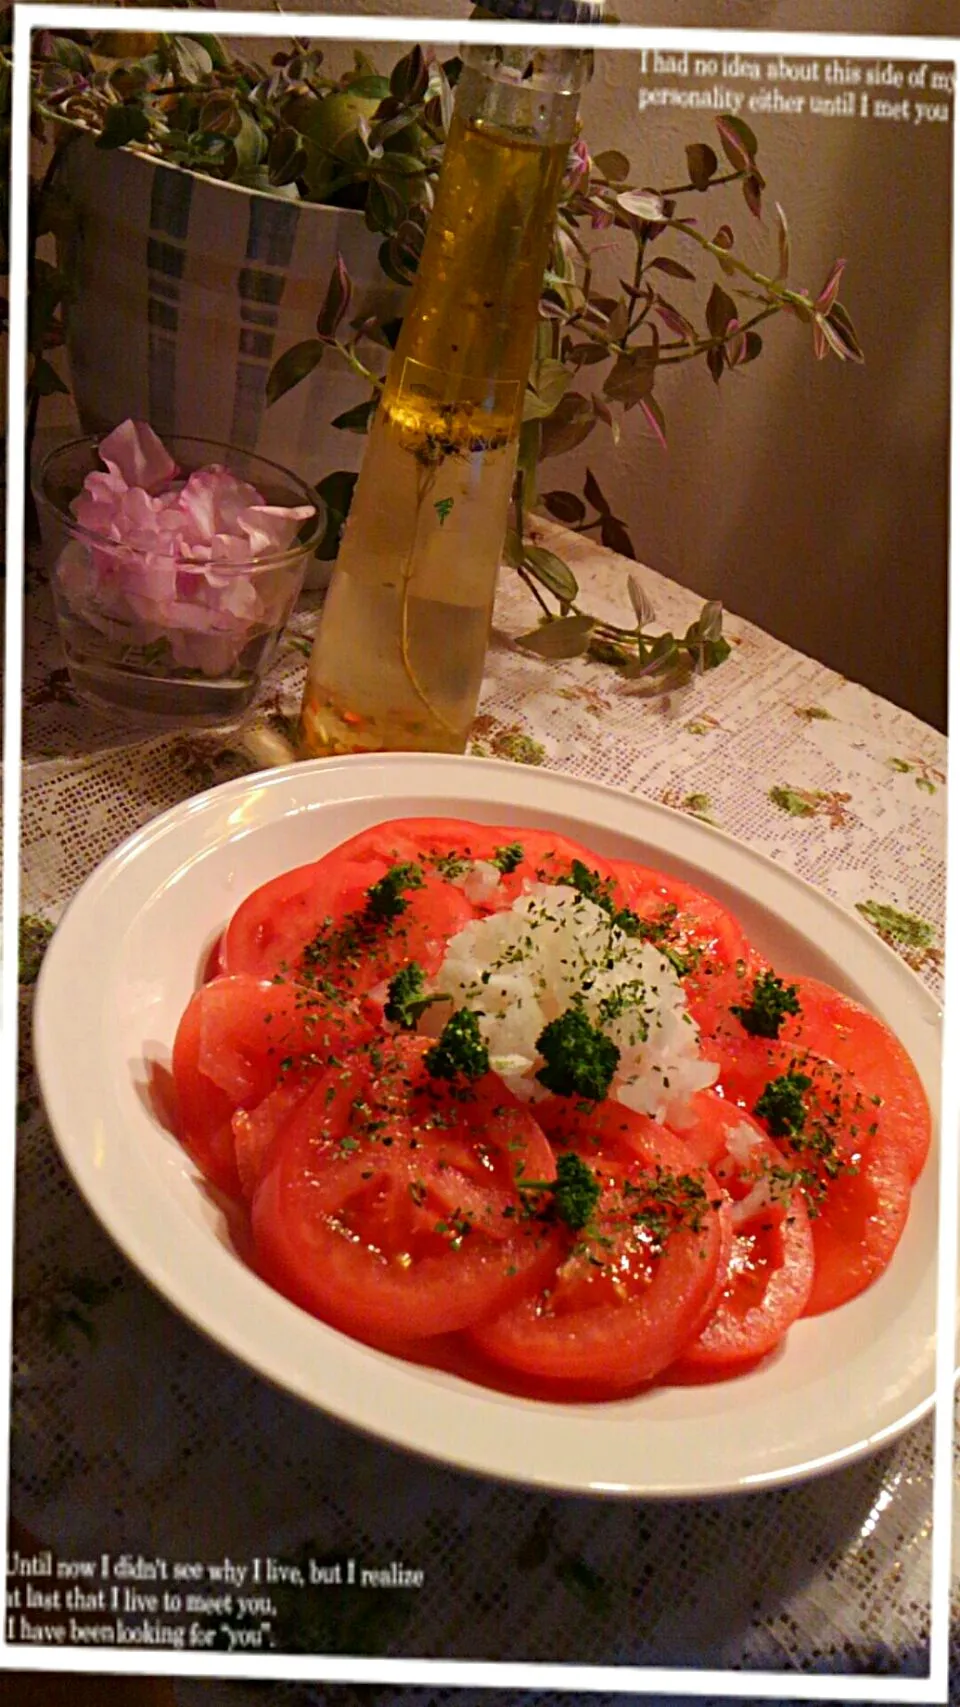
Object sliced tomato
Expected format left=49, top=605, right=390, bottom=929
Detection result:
left=648, top=953, right=931, bottom=1190
left=778, top=976, right=931, bottom=1184
left=669, top=1106, right=814, bottom=1371
left=610, top=862, right=752, bottom=987
left=468, top=1117, right=729, bottom=1391
left=222, top=856, right=475, bottom=997
left=534, top=1092, right=686, bottom=1165
left=664, top=1085, right=757, bottom=1168
left=250, top=1041, right=564, bottom=1347
left=232, top=1059, right=364, bottom=1202
left=720, top=1041, right=912, bottom=1314
left=171, top=974, right=365, bottom=1197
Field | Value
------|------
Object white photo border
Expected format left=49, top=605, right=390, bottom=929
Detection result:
left=3, top=8, right=957, bottom=1697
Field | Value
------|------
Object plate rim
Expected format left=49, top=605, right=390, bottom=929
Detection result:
left=33, top=752, right=945, bottom=1498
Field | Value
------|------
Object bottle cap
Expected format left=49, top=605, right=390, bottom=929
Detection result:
left=477, top=0, right=604, bottom=20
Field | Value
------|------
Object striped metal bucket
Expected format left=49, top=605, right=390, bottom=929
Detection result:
left=56, top=135, right=403, bottom=556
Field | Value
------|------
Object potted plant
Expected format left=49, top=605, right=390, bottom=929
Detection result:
left=24, top=26, right=862, bottom=684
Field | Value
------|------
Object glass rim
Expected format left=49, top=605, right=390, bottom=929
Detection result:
left=35, top=432, right=325, bottom=571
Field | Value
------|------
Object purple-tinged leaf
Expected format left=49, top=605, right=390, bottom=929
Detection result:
left=815, top=257, right=847, bottom=314
left=568, top=343, right=609, bottom=368
left=593, top=148, right=630, bottom=181
left=817, top=312, right=859, bottom=362
left=266, top=339, right=325, bottom=406
left=390, top=44, right=429, bottom=103
left=812, top=320, right=827, bottom=361
left=539, top=394, right=596, bottom=459
left=654, top=299, right=697, bottom=344
left=370, top=109, right=423, bottom=149
left=639, top=395, right=667, bottom=450
left=616, top=187, right=665, bottom=222
left=742, top=330, right=763, bottom=363
left=825, top=301, right=864, bottom=363
left=724, top=319, right=748, bottom=367
left=686, top=142, right=717, bottom=191
left=706, top=344, right=725, bottom=385
left=705, top=282, right=737, bottom=340
left=647, top=256, right=696, bottom=281
left=774, top=202, right=790, bottom=283
left=622, top=632, right=681, bottom=682
left=710, top=223, right=738, bottom=276
left=716, top=113, right=758, bottom=172
left=743, top=173, right=763, bottom=219
left=316, top=253, right=352, bottom=338
left=591, top=396, right=615, bottom=429
left=603, top=350, right=657, bottom=406
left=606, top=301, right=630, bottom=343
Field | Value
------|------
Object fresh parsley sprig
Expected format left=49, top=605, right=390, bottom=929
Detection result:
left=517, top=1152, right=602, bottom=1233
left=365, top=862, right=425, bottom=922
left=492, top=842, right=525, bottom=876
left=535, top=1004, right=620, bottom=1101
left=753, top=1068, right=811, bottom=1138
left=384, top=962, right=450, bottom=1031
left=730, top=970, right=801, bottom=1039
left=424, top=1009, right=490, bottom=1081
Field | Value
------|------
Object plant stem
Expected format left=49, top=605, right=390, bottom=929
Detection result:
left=331, top=340, right=386, bottom=390
left=667, top=217, right=813, bottom=312
left=517, top=566, right=553, bottom=618
left=657, top=169, right=743, bottom=196
left=656, top=303, right=781, bottom=365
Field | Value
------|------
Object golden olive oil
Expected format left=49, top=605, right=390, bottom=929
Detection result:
left=300, top=52, right=591, bottom=757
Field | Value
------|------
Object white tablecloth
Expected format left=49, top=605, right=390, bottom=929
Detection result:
left=13, top=524, right=954, bottom=1698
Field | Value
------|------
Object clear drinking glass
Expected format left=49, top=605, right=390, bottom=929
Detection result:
left=34, top=435, right=323, bottom=727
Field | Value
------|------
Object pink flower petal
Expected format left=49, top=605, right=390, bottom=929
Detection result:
left=237, top=503, right=315, bottom=556
left=99, top=420, right=178, bottom=492
left=178, top=467, right=264, bottom=539
left=59, top=421, right=312, bottom=675
left=205, top=533, right=257, bottom=567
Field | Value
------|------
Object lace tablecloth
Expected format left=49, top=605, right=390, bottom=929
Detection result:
left=12, top=524, right=955, bottom=1701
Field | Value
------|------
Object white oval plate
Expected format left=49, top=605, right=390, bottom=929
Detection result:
left=34, top=754, right=943, bottom=1498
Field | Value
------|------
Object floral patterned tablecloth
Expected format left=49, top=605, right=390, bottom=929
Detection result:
left=12, top=523, right=955, bottom=1703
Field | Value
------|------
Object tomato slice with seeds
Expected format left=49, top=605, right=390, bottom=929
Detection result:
left=232, top=1059, right=363, bottom=1202
left=171, top=974, right=366, bottom=1196
left=720, top=1041, right=912, bottom=1313
left=689, top=964, right=931, bottom=1185
left=609, top=862, right=752, bottom=986
left=250, top=1040, right=564, bottom=1348
left=339, top=819, right=636, bottom=912
left=222, top=855, right=475, bottom=996
left=780, top=976, right=932, bottom=1184
left=468, top=1116, right=729, bottom=1391
left=667, top=1102, right=814, bottom=1372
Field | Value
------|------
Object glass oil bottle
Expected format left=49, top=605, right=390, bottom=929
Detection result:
left=299, top=26, right=598, bottom=758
